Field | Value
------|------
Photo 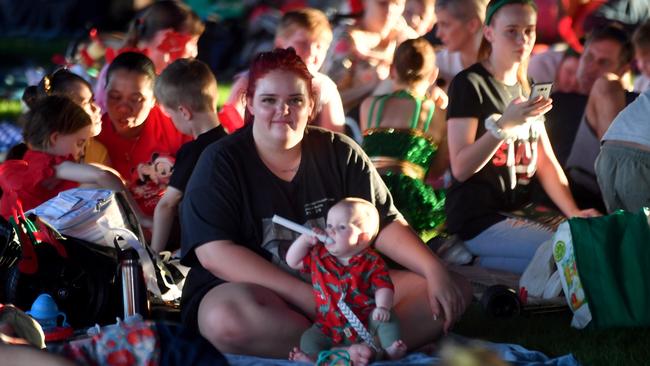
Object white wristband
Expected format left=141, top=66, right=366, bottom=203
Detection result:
left=484, top=114, right=516, bottom=140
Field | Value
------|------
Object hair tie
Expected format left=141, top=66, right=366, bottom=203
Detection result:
left=485, top=0, right=537, bottom=25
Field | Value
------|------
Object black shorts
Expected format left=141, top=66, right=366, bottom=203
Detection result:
left=180, top=268, right=225, bottom=333
left=181, top=267, right=312, bottom=332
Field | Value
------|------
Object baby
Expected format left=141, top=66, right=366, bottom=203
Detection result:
left=286, top=198, right=407, bottom=365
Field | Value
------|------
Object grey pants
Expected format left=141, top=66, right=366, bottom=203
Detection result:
left=300, top=311, right=400, bottom=356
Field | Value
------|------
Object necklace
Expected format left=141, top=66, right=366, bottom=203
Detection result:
left=280, top=163, right=300, bottom=172
left=258, top=150, right=301, bottom=177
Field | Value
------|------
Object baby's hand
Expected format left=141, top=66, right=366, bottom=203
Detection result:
left=312, top=227, right=330, bottom=245
left=296, top=232, right=319, bottom=247
left=372, top=306, right=390, bottom=322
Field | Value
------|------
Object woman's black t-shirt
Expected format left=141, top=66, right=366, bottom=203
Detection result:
left=446, top=63, right=541, bottom=240
left=179, top=124, right=401, bottom=317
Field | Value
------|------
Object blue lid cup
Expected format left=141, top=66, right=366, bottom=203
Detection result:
left=26, top=293, right=68, bottom=329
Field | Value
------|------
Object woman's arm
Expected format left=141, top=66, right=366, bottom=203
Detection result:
left=536, top=127, right=600, bottom=217
left=447, top=117, right=503, bottom=182
left=195, top=239, right=315, bottom=317
left=428, top=136, right=450, bottom=180
left=374, top=219, right=466, bottom=331
left=427, top=103, right=450, bottom=178
left=150, top=187, right=183, bottom=253
left=317, top=100, right=346, bottom=134
left=317, top=82, right=346, bottom=133
left=448, top=97, right=554, bottom=182
left=0, top=344, right=74, bottom=366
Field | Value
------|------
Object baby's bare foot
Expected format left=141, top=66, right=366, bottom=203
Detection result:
left=385, top=339, right=407, bottom=360
left=289, top=347, right=313, bottom=363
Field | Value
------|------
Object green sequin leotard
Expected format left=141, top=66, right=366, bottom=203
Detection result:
left=362, top=90, right=446, bottom=241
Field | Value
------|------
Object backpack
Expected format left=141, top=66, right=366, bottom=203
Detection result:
left=1, top=212, right=122, bottom=328
left=31, top=188, right=186, bottom=303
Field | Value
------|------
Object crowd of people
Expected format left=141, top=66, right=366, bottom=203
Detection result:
left=1, top=0, right=650, bottom=364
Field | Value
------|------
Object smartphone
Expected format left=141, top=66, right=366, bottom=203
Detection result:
left=529, top=82, right=553, bottom=100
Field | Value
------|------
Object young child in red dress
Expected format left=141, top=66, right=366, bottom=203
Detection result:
left=0, top=95, right=141, bottom=220
left=286, top=197, right=407, bottom=365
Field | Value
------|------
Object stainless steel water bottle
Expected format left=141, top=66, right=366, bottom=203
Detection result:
left=119, top=248, right=149, bottom=317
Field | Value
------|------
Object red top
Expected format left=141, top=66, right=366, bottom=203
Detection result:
left=0, top=150, right=78, bottom=218
left=302, top=244, right=393, bottom=345
left=96, top=106, right=191, bottom=216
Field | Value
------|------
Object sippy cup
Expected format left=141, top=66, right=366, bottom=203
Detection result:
left=26, top=293, right=68, bottom=330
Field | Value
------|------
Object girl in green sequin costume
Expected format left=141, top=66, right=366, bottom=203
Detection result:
left=360, top=38, right=448, bottom=241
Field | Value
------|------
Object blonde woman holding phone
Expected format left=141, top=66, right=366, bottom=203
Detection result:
left=445, top=0, right=599, bottom=274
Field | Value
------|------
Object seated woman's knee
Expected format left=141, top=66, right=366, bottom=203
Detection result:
left=199, top=301, right=254, bottom=349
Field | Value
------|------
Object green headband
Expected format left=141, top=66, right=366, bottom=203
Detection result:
left=485, top=0, right=537, bottom=25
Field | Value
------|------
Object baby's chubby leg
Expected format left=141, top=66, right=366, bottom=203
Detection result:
left=369, top=308, right=407, bottom=360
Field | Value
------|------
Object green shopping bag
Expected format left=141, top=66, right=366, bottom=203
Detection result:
left=569, top=208, right=650, bottom=329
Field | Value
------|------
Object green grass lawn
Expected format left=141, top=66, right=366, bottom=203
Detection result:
left=0, top=99, right=22, bottom=121
left=454, top=302, right=650, bottom=365
left=217, top=83, right=232, bottom=109
left=0, top=82, right=233, bottom=124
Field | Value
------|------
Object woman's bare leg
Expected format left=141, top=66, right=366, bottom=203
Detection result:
left=197, top=282, right=311, bottom=357
left=390, top=269, right=472, bottom=349
left=0, top=344, right=74, bottom=366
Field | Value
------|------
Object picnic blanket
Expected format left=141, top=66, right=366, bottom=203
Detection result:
left=224, top=336, right=580, bottom=366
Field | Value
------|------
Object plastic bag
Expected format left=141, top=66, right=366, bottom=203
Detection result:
left=552, top=221, right=592, bottom=328
left=29, top=188, right=128, bottom=246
